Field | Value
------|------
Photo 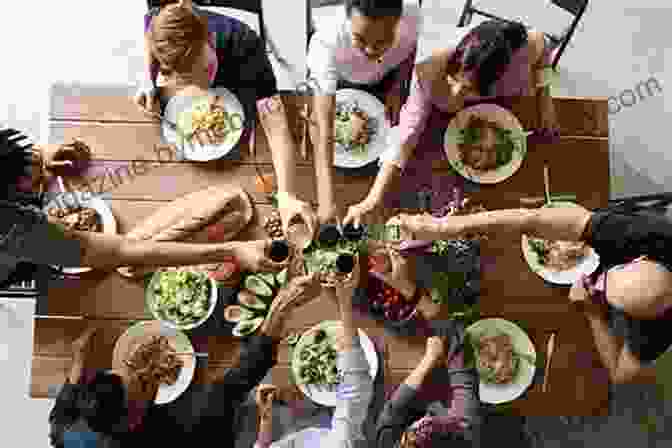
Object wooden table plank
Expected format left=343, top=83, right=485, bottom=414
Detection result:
left=50, top=90, right=608, bottom=138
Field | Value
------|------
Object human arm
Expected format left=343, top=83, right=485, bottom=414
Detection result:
left=529, top=31, right=557, bottom=130
left=390, top=204, right=593, bottom=242
left=254, top=384, right=277, bottom=448
left=257, top=96, right=318, bottom=236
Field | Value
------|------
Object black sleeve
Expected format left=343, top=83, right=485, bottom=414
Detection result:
left=375, top=384, right=428, bottom=447
left=584, top=211, right=672, bottom=268
left=609, top=308, right=672, bottom=363
left=48, top=382, right=84, bottom=448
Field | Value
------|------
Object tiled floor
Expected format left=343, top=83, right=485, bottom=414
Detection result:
left=1, top=0, right=671, bottom=445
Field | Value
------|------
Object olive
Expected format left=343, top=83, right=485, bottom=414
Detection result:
left=317, top=224, right=341, bottom=246
left=342, top=223, right=365, bottom=241
left=336, top=254, right=355, bottom=273
left=269, top=239, right=290, bottom=262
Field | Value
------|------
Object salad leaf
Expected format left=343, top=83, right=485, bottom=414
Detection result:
left=150, top=270, right=211, bottom=326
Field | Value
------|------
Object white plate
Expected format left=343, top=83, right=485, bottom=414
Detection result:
left=45, top=191, right=117, bottom=274
left=466, top=318, right=536, bottom=404
left=444, top=103, right=527, bottom=184
left=112, top=321, right=196, bottom=405
left=334, top=89, right=390, bottom=168
left=146, top=269, right=219, bottom=331
left=163, top=87, right=245, bottom=162
left=521, top=201, right=600, bottom=285
left=292, top=320, right=379, bottom=407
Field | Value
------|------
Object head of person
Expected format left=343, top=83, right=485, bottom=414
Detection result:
left=444, top=20, right=527, bottom=107
left=345, top=0, right=404, bottom=62
left=147, top=1, right=210, bottom=83
left=604, top=257, right=672, bottom=319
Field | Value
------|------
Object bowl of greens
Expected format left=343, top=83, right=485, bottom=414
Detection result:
left=147, top=268, right=218, bottom=330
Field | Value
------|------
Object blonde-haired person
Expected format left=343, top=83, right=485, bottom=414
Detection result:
left=134, top=0, right=277, bottom=132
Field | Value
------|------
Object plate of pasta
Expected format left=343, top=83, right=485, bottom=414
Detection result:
left=112, top=320, right=196, bottom=404
left=163, top=87, right=245, bottom=161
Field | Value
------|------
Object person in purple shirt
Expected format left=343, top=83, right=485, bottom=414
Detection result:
left=344, top=19, right=559, bottom=229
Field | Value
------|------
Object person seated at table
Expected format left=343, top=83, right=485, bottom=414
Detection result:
left=0, top=127, right=285, bottom=290
left=48, top=273, right=324, bottom=447
left=135, top=0, right=277, bottom=130
left=389, top=203, right=672, bottom=385
left=343, top=19, right=558, bottom=229
left=375, top=334, right=480, bottom=448
left=252, top=265, right=376, bottom=448
left=307, top=0, right=421, bottom=225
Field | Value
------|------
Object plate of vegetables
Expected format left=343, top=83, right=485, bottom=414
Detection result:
left=334, top=89, right=389, bottom=168
left=444, top=104, right=527, bottom=184
left=224, top=268, right=290, bottom=337
left=147, top=268, right=218, bottom=331
left=291, top=320, right=378, bottom=407
left=466, top=318, right=536, bottom=404
left=521, top=201, right=600, bottom=285
left=301, top=224, right=364, bottom=286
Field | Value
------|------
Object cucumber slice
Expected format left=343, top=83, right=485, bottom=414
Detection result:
left=244, top=275, right=274, bottom=297
left=258, top=272, right=276, bottom=289
left=237, top=289, right=268, bottom=311
left=276, top=268, right=288, bottom=287
left=232, top=317, right=264, bottom=337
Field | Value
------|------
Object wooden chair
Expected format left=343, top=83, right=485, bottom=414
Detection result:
left=147, top=0, right=267, bottom=45
left=456, top=0, right=589, bottom=69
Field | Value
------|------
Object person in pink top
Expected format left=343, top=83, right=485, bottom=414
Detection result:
left=307, top=0, right=421, bottom=226
left=343, top=20, right=559, bottom=229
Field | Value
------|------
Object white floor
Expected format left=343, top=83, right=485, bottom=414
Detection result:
left=1, top=0, right=671, bottom=445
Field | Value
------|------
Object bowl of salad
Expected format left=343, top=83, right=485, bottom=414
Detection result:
left=146, top=268, right=218, bottom=330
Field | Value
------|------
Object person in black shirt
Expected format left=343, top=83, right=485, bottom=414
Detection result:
left=390, top=204, right=672, bottom=384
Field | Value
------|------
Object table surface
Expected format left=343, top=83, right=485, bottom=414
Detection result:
left=32, top=86, right=611, bottom=416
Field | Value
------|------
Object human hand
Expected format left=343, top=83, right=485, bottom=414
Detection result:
left=318, top=202, right=340, bottom=227
left=255, top=384, right=278, bottom=416
left=276, top=191, right=318, bottom=237
left=326, top=256, right=361, bottom=306
left=264, top=273, right=323, bottom=331
left=424, top=335, right=449, bottom=363
left=343, top=197, right=380, bottom=229
left=569, top=278, right=604, bottom=317
left=385, top=90, right=402, bottom=126
left=375, top=247, right=416, bottom=299
left=387, top=213, right=453, bottom=241
left=72, top=327, right=100, bottom=360
left=232, top=240, right=288, bottom=273
left=133, top=85, right=160, bottom=116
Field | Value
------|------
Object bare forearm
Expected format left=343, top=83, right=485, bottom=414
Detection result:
left=262, top=105, right=300, bottom=194
left=404, top=355, right=439, bottom=389
left=67, top=356, right=85, bottom=384
left=77, top=232, right=239, bottom=268
left=447, top=206, right=592, bottom=241
left=584, top=311, right=624, bottom=376
left=314, top=95, right=336, bottom=204
left=367, top=162, right=401, bottom=204
left=256, top=413, right=273, bottom=447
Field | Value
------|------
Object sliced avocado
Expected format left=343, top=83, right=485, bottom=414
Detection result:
left=223, top=305, right=253, bottom=323
left=237, top=289, right=268, bottom=311
left=244, top=275, right=273, bottom=297
left=232, top=317, right=264, bottom=337
left=276, top=268, right=288, bottom=287
left=258, top=272, right=276, bottom=289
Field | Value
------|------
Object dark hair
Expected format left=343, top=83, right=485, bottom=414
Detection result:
left=78, top=371, right=127, bottom=434
left=345, top=0, right=403, bottom=19
left=449, top=20, right=528, bottom=96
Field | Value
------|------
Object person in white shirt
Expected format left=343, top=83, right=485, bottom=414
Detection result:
left=306, top=0, right=422, bottom=226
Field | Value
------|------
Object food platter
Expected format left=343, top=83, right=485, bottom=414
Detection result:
left=163, top=87, right=245, bottom=162
left=112, top=320, right=196, bottom=405
left=466, top=318, right=536, bottom=404
left=444, top=103, right=527, bottom=184
left=521, top=201, right=600, bottom=285
left=291, top=320, right=378, bottom=407
left=334, top=89, right=390, bottom=168
left=146, top=268, right=218, bottom=331
left=44, top=191, right=117, bottom=274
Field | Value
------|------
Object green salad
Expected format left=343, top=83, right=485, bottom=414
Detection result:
left=460, top=126, right=519, bottom=167
left=150, top=270, right=211, bottom=326
left=334, top=100, right=377, bottom=157
left=303, top=240, right=361, bottom=277
left=295, top=328, right=340, bottom=386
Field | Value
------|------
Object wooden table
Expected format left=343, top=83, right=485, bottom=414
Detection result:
left=32, top=85, right=610, bottom=415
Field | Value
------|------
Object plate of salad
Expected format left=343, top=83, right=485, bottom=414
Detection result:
left=521, top=201, right=600, bottom=285
left=444, top=104, right=527, bottom=184
left=147, top=268, right=218, bottom=331
left=334, top=89, right=389, bottom=169
left=163, top=86, right=245, bottom=162
left=465, top=318, right=536, bottom=404
left=291, top=320, right=378, bottom=407
left=223, top=268, right=290, bottom=337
